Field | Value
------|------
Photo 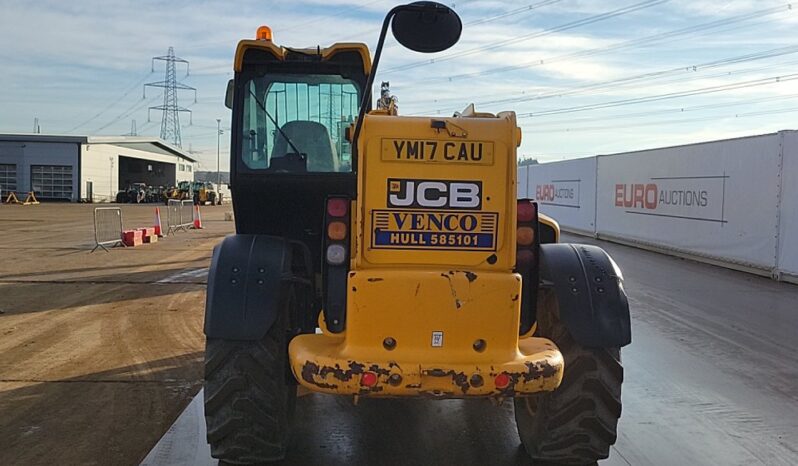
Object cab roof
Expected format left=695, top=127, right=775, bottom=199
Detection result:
left=234, top=40, right=372, bottom=75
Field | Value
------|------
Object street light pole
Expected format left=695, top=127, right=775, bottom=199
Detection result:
left=216, top=118, right=222, bottom=187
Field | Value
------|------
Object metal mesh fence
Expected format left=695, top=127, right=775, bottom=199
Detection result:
left=180, top=200, right=195, bottom=229
left=166, top=199, right=195, bottom=234
left=92, top=207, right=123, bottom=252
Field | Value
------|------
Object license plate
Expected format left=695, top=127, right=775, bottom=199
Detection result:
left=381, top=138, right=494, bottom=165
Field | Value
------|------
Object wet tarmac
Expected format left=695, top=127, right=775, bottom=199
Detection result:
left=142, top=234, right=798, bottom=466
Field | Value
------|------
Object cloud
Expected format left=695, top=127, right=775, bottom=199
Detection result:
left=1, top=0, right=796, bottom=165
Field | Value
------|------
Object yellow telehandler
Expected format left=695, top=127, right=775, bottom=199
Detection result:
left=203, top=3, right=631, bottom=464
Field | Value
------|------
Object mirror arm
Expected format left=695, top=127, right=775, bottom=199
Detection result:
left=351, top=5, right=401, bottom=168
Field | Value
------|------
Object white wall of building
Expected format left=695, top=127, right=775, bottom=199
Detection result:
left=176, top=160, right=195, bottom=183
left=80, top=143, right=195, bottom=202
left=80, top=144, right=116, bottom=202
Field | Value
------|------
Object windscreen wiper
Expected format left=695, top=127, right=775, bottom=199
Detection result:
left=248, top=89, right=303, bottom=157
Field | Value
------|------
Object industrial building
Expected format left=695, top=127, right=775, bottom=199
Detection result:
left=0, top=134, right=197, bottom=202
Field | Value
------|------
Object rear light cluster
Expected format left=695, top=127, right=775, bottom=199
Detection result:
left=325, top=198, right=349, bottom=265
left=516, top=199, right=538, bottom=269
left=324, top=197, right=351, bottom=333
left=516, top=199, right=540, bottom=335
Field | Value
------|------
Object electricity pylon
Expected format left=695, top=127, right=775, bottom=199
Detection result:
left=144, top=47, right=196, bottom=147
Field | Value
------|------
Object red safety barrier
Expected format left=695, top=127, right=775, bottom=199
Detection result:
left=122, top=229, right=143, bottom=247
left=139, top=227, right=156, bottom=237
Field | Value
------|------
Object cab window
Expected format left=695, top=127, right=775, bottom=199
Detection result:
left=241, top=74, right=360, bottom=172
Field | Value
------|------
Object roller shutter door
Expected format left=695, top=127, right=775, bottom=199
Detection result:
left=0, top=164, right=16, bottom=193
left=31, top=164, right=73, bottom=200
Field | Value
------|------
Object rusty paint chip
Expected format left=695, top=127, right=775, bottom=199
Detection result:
left=300, top=361, right=339, bottom=390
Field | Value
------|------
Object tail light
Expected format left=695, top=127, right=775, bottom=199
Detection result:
left=323, top=196, right=350, bottom=333
left=516, top=226, right=535, bottom=247
left=515, top=199, right=538, bottom=269
left=327, top=221, right=347, bottom=242
left=360, top=371, right=378, bottom=387
left=327, top=198, right=349, bottom=217
left=494, top=372, right=511, bottom=389
left=516, top=199, right=539, bottom=335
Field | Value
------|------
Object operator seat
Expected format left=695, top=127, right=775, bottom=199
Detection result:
left=271, top=121, right=339, bottom=172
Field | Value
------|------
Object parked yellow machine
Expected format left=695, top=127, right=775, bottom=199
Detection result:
left=203, top=3, right=631, bottom=465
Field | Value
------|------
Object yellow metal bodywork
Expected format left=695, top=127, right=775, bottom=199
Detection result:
left=356, top=113, right=520, bottom=270
left=291, top=269, right=563, bottom=396
left=289, top=104, right=564, bottom=397
left=539, top=213, right=561, bottom=243
left=234, top=40, right=371, bottom=74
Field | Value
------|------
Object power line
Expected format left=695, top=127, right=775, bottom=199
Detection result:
left=520, top=105, right=798, bottom=133
left=187, top=1, right=565, bottom=74
left=66, top=71, right=152, bottom=133
left=189, top=0, right=386, bottom=50
left=272, top=0, right=384, bottom=33
left=526, top=93, right=798, bottom=128
left=416, top=3, right=793, bottom=83
left=479, top=47, right=798, bottom=106
left=517, top=73, right=798, bottom=118
left=466, top=0, right=564, bottom=26
left=94, top=92, right=162, bottom=133
left=333, top=0, right=564, bottom=42
left=408, top=45, right=798, bottom=114
left=382, top=0, right=669, bottom=74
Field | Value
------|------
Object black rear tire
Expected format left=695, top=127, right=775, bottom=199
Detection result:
left=203, top=288, right=298, bottom=464
left=515, top=289, right=623, bottom=465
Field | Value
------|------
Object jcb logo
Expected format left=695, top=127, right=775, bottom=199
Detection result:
left=387, top=178, right=482, bottom=210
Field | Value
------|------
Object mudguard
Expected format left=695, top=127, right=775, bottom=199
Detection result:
left=204, top=234, right=300, bottom=340
left=539, top=243, right=632, bottom=348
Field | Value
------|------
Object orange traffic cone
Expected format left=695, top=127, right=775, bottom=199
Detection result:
left=154, top=207, right=163, bottom=237
left=193, top=205, right=203, bottom=229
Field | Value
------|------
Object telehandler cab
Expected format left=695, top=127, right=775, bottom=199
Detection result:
left=204, top=2, right=631, bottom=464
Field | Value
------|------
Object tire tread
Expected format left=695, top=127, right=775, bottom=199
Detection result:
left=515, top=289, right=624, bottom=465
left=203, top=289, right=298, bottom=464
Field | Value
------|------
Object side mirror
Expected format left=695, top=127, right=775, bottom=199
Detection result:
left=225, top=80, right=234, bottom=109
left=350, top=1, right=462, bottom=164
left=392, top=2, right=462, bottom=53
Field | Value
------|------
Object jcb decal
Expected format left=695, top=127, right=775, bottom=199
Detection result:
left=387, top=178, right=482, bottom=210
left=381, top=138, right=494, bottom=164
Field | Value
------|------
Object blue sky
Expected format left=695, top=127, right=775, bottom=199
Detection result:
left=1, top=0, right=797, bottom=170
